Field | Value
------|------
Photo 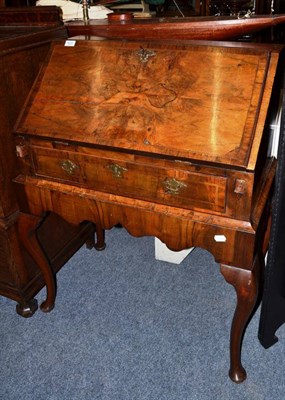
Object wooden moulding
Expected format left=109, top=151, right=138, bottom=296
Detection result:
left=66, top=14, right=285, bottom=42
left=14, top=174, right=257, bottom=269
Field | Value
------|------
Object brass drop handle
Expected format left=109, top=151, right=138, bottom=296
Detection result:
left=163, top=177, right=187, bottom=195
left=107, top=163, right=128, bottom=178
left=59, top=159, right=80, bottom=175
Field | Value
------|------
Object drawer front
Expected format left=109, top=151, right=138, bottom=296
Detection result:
left=31, top=147, right=227, bottom=213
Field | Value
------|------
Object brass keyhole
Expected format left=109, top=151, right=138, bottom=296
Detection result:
left=163, top=177, right=187, bottom=195
left=59, top=159, right=80, bottom=175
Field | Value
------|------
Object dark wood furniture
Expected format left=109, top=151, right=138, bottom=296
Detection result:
left=0, top=8, right=98, bottom=317
left=0, top=6, right=63, bottom=25
left=13, top=38, right=283, bottom=382
left=66, top=14, right=285, bottom=42
left=208, top=0, right=249, bottom=15
left=158, top=0, right=204, bottom=17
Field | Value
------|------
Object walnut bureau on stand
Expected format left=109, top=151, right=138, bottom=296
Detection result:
left=13, top=38, right=284, bottom=382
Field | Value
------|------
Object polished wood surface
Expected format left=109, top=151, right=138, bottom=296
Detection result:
left=0, top=6, right=63, bottom=26
left=66, top=14, right=285, bottom=41
left=0, top=15, right=99, bottom=316
left=13, top=38, right=281, bottom=381
left=17, top=40, right=279, bottom=169
left=221, top=254, right=262, bottom=383
left=0, top=25, right=66, bottom=218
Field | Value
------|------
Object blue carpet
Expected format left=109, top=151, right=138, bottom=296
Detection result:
left=1, top=228, right=285, bottom=399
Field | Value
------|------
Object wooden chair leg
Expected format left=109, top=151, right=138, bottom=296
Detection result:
left=95, top=225, right=106, bottom=251
left=85, top=229, right=96, bottom=250
left=85, top=225, right=106, bottom=251
left=17, top=213, right=56, bottom=313
left=220, top=254, right=261, bottom=383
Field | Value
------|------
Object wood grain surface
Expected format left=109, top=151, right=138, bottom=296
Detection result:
left=16, top=40, right=280, bottom=169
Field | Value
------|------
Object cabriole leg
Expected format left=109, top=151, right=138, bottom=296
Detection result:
left=17, top=213, right=56, bottom=313
left=220, top=254, right=261, bottom=383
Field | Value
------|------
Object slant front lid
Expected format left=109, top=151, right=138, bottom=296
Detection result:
left=15, top=40, right=281, bottom=169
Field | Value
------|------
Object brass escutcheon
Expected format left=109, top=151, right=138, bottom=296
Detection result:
left=136, top=48, right=156, bottom=63
left=107, top=163, right=128, bottom=178
left=163, top=177, right=187, bottom=195
left=59, top=159, right=80, bottom=175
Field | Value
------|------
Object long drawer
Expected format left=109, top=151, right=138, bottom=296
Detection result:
left=29, top=144, right=227, bottom=214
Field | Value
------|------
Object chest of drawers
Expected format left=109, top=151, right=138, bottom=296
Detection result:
left=0, top=14, right=98, bottom=317
left=13, top=38, right=283, bottom=382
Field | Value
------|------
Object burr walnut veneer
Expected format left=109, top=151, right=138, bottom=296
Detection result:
left=13, top=38, right=283, bottom=382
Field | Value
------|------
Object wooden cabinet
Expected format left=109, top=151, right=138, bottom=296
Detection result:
left=0, top=9, right=97, bottom=316
left=13, top=38, right=283, bottom=381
